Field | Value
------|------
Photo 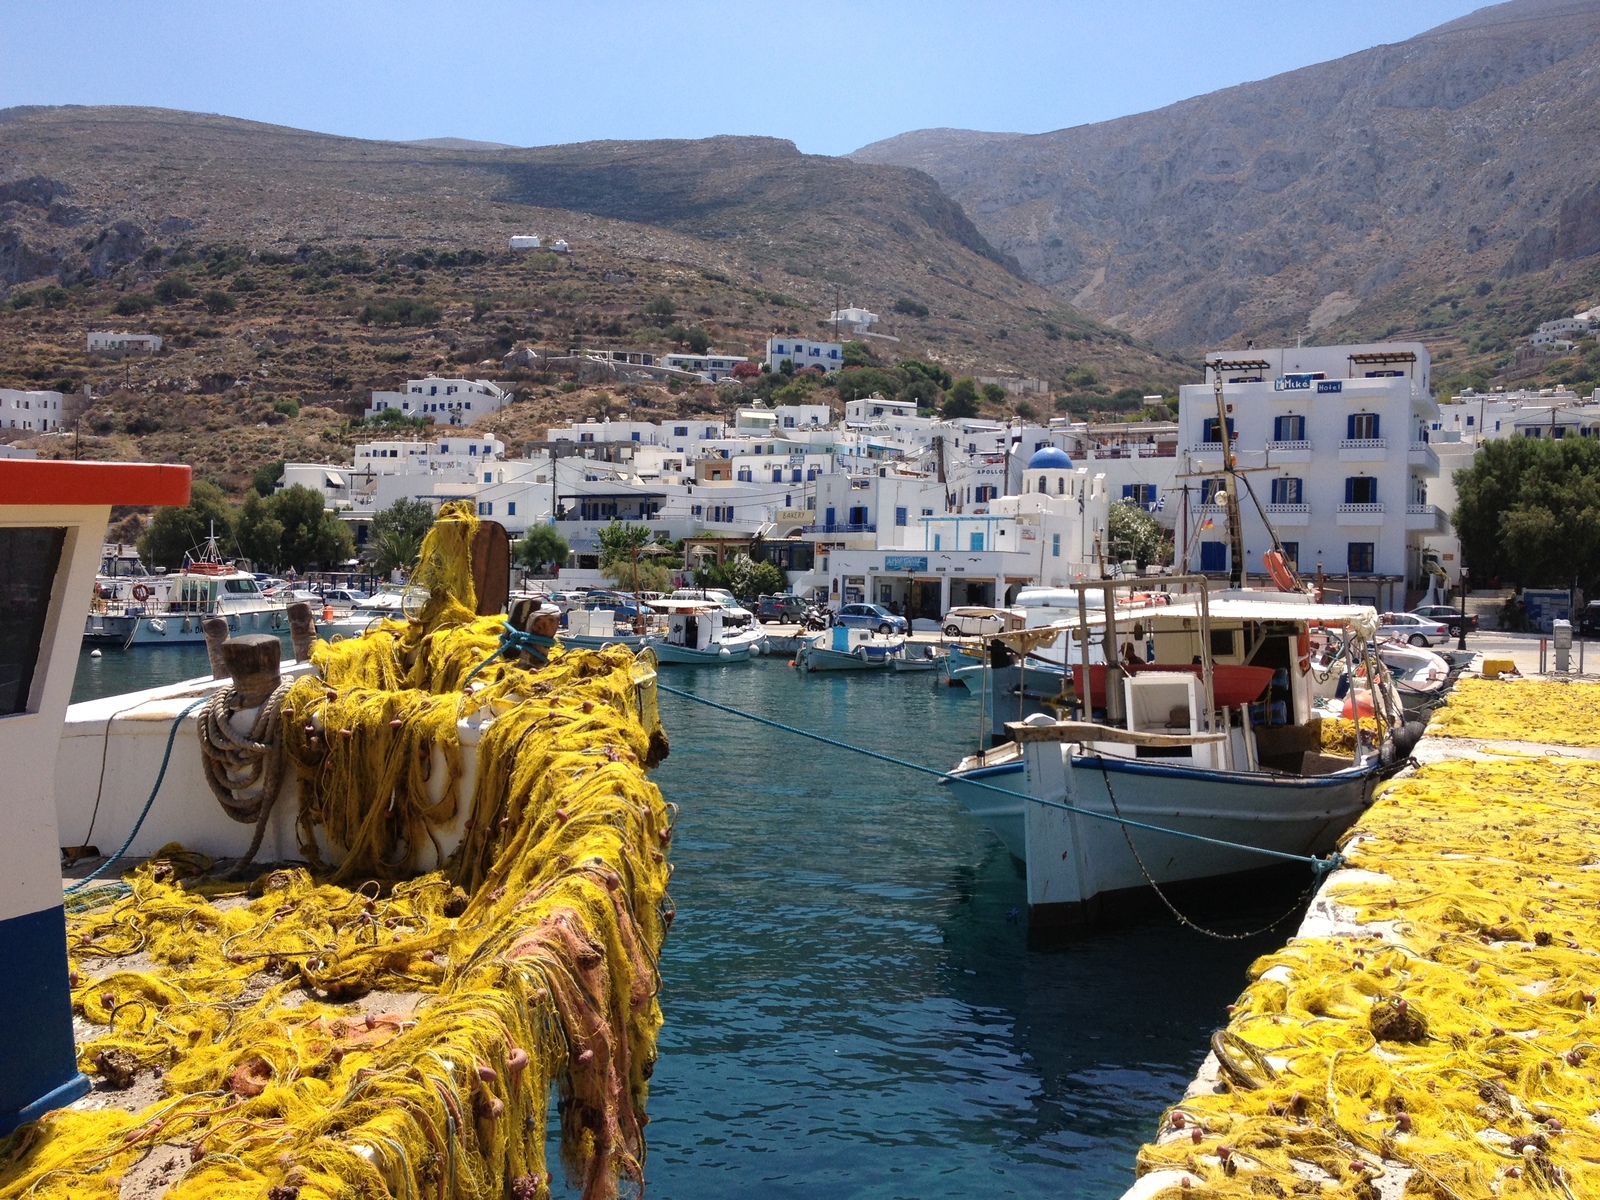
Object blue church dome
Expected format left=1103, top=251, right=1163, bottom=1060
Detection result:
left=1026, top=446, right=1074, bottom=470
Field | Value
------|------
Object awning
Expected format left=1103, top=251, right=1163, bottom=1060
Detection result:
left=324, top=471, right=346, bottom=488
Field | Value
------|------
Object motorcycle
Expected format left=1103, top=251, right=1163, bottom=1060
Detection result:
left=802, top=604, right=833, bottom=632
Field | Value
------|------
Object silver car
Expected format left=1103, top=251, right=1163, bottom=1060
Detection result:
left=1377, top=611, right=1449, bottom=646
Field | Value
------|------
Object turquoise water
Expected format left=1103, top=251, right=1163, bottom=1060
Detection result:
left=70, top=650, right=1292, bottom=1198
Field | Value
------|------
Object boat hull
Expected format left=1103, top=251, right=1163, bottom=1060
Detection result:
left=947, top=749, right=1381, bottom=928
left=648, top=639, right=753, bottom=664
left=796, top=644, right=893, bottom=671
left=83, top=605, right=291, bottom=646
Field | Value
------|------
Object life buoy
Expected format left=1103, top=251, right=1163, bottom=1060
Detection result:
left=1262, top=550, right=1297, bottom=592
left=1296, top=632, right=1312, bottom=674
left=132, top=584, right=152, bottom=602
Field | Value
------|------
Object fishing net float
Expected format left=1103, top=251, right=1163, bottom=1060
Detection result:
left=2, top=501, right=675, bottom=1200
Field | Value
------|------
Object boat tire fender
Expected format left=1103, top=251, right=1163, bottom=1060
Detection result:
left=1382, top=720, right=1428, bottom=765
left=132, top=584, right=151, bottom=602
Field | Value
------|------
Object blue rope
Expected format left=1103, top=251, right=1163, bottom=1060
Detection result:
left=460, top=621, right=559, bottom=690
left=65, top=695, right=209, bottom=894
left=654, top=681, right=1342, bottom=873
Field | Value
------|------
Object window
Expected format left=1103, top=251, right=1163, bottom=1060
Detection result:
left=0, top=527, right=65, bottom=715
left=1122, top=483, right=1157, bottom=506
left=933, top=534, right=942, bottom=551
left=848, top=506, right=868, bottom=526
left=1201, top=417, right=1236, bottom=444
left=674, top=426, right=688, bottom=436
left=478, top=501, right=493, bottom=516
left=1052, top=533, right=1061, bottom=558
left=1347, top=413, right=1380, bottom=439
left=483, top=472, right=492, bottom=483
left=1273, top=415, right=1305, bottom=441
left=632, top=432, right=641, bottom=441
left=1280, top=542, right=1299, bottom=568
left=1270, top=477, right=1303, bottom=504
left=895, top=506, right=908, bottom=527
left=1200, top=478, right=1223, bottom=504
left=1348, top=542, right=1375, bottom=574
left=970, top=531, right=984, bottom=551
left=1344, top=477, right=1377, bottom=504
left=507, top=502, right=516, bottom=516
left=921, top=508, right=933, bottom=516
left=1199, top=541, right=1227, bottom=572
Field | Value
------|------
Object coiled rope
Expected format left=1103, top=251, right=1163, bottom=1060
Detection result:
left=197, top=676, right=293, bottom=873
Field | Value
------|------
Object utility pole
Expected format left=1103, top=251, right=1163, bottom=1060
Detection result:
left=1211, top=367, right=1245, bottom=588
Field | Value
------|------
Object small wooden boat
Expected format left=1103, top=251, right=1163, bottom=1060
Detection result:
left=891, top=644, right=942, bottom=672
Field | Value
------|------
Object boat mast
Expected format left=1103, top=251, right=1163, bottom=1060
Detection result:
left=1211, top=366, right=1246, bottom=588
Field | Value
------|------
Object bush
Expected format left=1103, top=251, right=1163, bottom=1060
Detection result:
left=685, top=327, right=712, bottom=354
left=518, top=525, right=571, bottom=573
left=252, top=460, right=285, bottom=496
left=111, top=292, right=156, bottom=316
left=272, top=398, right=300, bottom=418
left=981, top=383, right=1007, bottom=406
left=893, top=297, right=929, bottom=317
left=11, top=285, right=70, bottom=311
left=153, top=274, right=196, bottom=303
left=231, top=273, right=259, bottom=293
left=644, top=295, right=676, bottom=318
left=202, top=290, right=236, bottom=314
left=359, top=296, right=442, bottom=326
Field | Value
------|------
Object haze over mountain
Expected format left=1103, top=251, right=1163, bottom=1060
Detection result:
left=853, top=0, right=1600, bottom=354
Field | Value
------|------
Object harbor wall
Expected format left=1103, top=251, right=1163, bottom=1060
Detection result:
left=1120, top=677, right=1600, bottom=1199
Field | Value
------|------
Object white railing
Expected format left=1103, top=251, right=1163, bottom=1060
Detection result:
left=1267, top=440, right=1311, bottom=451
left=1406, top=504, right=1440, bottom=516
left=1265, top=503, right=1310, bottom=515
left=1339, top=438, right=1388, bottom=450
left=1337, top=503, right=1385, bottom=514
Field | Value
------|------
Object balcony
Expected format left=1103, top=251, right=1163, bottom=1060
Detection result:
left=1405, top=503, right=1446, bottom=533
left=1408, top=442, right=1440, bottom=474
left=1263, top=502, right=1310, bottom=526
left=801, top=522, right=875, bottom=534
left=1265, top=439, right=1312, bottom=462
left=1336, top=503, right=1386, bottom=526
left=1338, top=438, right=1389, bottom=462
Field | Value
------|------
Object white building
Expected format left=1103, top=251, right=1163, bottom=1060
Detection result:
left=0, top=388, right=64, bottom=432
left=550, top=240, right=569, bottom=254
left=508, top=235, right=542, bottom=250
left=546, top=417, right=728, bottom=453
left=1178, top=342, right=1440, bottom=609
left=87, top=332, right=162, bottom=354
left=844, top=395, right=919, bottom=423
left=365, top=377, right=511, bottom=427
left=827, top=306, right=879, bottom=335
left=657, top=352, right=749, bottom=381
left=1530, top=313, right=1594, bottom=347
left=766, top=337, right=843, bottom=372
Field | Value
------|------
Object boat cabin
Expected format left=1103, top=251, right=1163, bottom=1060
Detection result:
left=168, top=568, right=267, bottom=614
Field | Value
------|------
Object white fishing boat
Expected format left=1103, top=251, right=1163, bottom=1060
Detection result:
left=558, top=605, right=648, bottom=650
left=84, top=547, right=288, bottom=648
left=93, top=542, right=172, bottom=607
left=891, top=643, right=943, bottom=672
left=1376, top=638, right=1454, bottom=714
left=795, top=625, right=904, bottom=672
left=643, top=599, right=766, bottom=664
left=944, top=578, right=1417, bottom=929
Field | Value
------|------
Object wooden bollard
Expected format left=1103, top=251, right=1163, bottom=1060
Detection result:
left=216, top=633, right=283, bottom=708
left=202, top=616, right=231, bottom=679
left=508, top=598, right=560, bottom=668
left=286, top=601, right=316, bottom=662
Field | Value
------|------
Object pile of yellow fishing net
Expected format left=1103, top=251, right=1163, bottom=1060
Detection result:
left=1135, top=684, right=1600, bottom=1199
left=0, top=503, right=675, bottom=1200
left=1428, top=676, right=1600, bottom=747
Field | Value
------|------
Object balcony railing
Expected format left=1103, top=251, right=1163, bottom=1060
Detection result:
left=801, top=523, right=876, bottom=534
left=1339, top=438, right=1388, bottom=450
left=1337, top=503, right=1385, bottom=514
left=1264, top=503, right=1310, bottom=515
left=1408, top=442, right=1441, bottom=472
left=1266, top=440, right=1311, bottom=451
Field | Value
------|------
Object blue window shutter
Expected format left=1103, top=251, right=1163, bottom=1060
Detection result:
left=1344, top=477, right=1354, bottom=503
left=1371, top=413, right=1380, bottom=437
left=1122, top=484, right=1134, bottom=499
left=1346, top=414, right=1356, bottom=439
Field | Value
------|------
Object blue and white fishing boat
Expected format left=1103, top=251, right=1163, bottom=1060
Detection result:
left=795, top=625, right=904, bottom=672
left=944, top=578, right=1415, bottom=929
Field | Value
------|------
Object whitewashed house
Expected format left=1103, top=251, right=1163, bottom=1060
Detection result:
left=87, top=332, right=162, bottom=354
left=365, top=377, right=511, bottom=427
left=0, top=388, right=64, bottom=432
left=1178, top=342, right=1440, bottom=609
left=828, top=306, right=879, bottom=334
left=657, top=352, right=749, bottom=381
left=508, top=235, right=542, bottom=250
left=765, top=337, right=843, bottom=372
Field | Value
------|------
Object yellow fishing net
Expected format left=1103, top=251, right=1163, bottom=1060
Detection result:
left=1428, top=676, right=1600, bottom=746
left=1, top=501, right=675, bottom=1200
left=1133, top=684, right=1600, bottom=1199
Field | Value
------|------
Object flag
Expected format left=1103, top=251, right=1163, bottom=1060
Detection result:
left=1154, top=495, right=1166, bottom=511
left=1199, top=516, right=1215, bottom=530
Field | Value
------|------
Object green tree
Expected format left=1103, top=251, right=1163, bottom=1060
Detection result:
left=598, top=522, right=678, bottom=591
left=644, top=295, right=676, bottom=319
left=841, top=340, right=878, bottom=368
left=372, top=527, right=423, bottom=576
left=685, top=327, right=712, bottom=354
left=371, top=497, right=435, bottom=545
left=898, top=359, right=952, bottom=390
left=981, top=382, right=1007, bottom=406
left=835, top=366, right=901, bottom=403
left=111, top=292, right=156, bottom=316
left=1108, top=500, right=1169, bottom=569
left=138, top=480, right=236, bottom=569
left=1454, top=437, right=1600, bottom=589
left=941, top=376, right=981, bottom=419
left=252, top=460, right=285, bottom=497
left=153, top=274, right=196, bottom=303
left=236, top=485, right=354, bottom=571
left=517, top=525, right=571, bottom=573
left=202, top=289, right=237, bottom=314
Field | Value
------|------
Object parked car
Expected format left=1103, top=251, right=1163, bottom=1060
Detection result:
left=837, top=603, right=908, bottom=635
left=756, top=594, right=806, bottom=624
left=1410, top=604, right=1477, bottom=638
left=942, top=605, right=1022, bottom=638
left=318, top=587, right=369, bottom=606
left=1377, top=612, right=1450, bottom=646
left=1578, top=601, right=1600, bottom=637
left=582, top=591, right=645, bottom=621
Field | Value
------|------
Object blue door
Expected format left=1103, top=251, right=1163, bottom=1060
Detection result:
left=824, top=507, right=836, bottom=531
left=1200, top=541, right=1227, bottom=572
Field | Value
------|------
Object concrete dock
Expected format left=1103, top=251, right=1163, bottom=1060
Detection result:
left=1121, top=676, right=1600, bottom=1200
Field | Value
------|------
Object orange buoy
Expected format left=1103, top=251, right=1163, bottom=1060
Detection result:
left=323, top=605, right=335, bottom=620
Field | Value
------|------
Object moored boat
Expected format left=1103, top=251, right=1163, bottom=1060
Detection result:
left=795, top=625, right=904, bottom=671
left=643, top=599, right=765, bottom=663
left=84, top=558, right=288, bottom=647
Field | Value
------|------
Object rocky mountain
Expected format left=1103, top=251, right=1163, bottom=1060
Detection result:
left=852, top=0, right=1600, bottom=361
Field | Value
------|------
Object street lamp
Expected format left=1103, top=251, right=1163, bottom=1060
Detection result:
left=1456, top=560, right=1469, bottom=652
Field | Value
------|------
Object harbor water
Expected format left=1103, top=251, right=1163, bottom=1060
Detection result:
left=72, top=648, right=1300, bottom=1198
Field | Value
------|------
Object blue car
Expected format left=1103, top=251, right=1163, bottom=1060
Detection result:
left=837, top=602, right=907, bottom=634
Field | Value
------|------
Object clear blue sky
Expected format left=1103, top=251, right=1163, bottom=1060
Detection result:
left=0, top=0, right=1488, bottom=156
